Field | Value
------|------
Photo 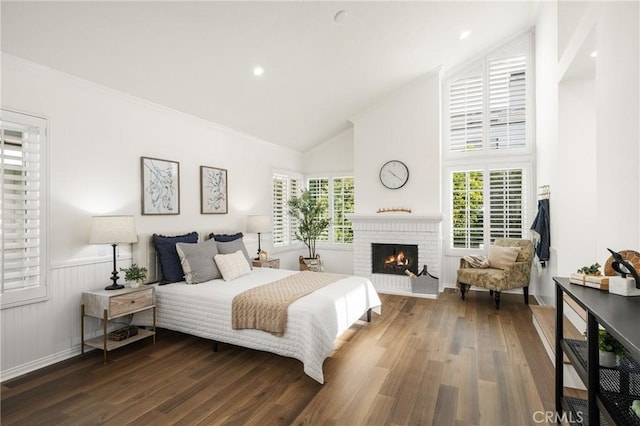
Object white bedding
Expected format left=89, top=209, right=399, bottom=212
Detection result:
left=133, top=268, right=381, bottom=383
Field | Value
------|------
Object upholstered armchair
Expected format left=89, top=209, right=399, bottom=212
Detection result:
left=456, top=238, right=534, bottom=309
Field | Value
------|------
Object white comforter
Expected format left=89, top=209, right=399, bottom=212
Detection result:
left=134, top=268, right=381, bottom=383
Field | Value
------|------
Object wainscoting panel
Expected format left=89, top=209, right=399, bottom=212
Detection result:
left=1, top=257, right=131, bottom=381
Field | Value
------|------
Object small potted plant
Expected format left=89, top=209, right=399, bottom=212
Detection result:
left=120, top=264, right=148, bottom=288
left=597, top=329, right=626, bottom=368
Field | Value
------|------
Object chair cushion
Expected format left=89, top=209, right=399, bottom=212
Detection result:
left=457, top=267, right=506, bottom=291
left=488, top=245, right=521, bottom=269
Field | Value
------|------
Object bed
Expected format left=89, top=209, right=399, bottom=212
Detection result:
left=133, top=234, right=381, bottom=384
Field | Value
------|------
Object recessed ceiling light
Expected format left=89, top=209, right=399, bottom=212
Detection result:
left=334, top=9, right=349, bottom=24
left=590, top=50, right=598, bottom=58
left=253, top=66, right=264, bottom=76
left=459, top=30, right=471, bottom=40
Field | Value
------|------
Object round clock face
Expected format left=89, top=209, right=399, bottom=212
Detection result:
left=379, top=160, right=409, bottom=189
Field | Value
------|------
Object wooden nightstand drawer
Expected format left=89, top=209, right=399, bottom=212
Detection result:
left=252, top=258, right=280, bottom=269
left=110, top=288, right=153, bottom=317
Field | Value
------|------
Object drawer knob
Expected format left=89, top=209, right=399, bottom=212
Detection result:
left=131, top=300, right=135, bottom=304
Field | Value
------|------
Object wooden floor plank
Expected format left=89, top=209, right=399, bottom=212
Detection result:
left=1, top=289, right=556, bottom=425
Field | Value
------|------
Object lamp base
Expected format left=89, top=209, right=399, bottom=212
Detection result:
left=104, top=283, right=125, bottom=291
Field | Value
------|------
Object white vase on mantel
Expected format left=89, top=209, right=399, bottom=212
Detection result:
left=599, top=350, right=617, bottom=368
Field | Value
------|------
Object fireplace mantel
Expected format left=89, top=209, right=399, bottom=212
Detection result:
left=347, top=213, right=443, bottom=223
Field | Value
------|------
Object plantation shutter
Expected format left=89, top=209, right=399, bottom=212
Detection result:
left=332, top=177, right=354, bottom=244
left=272, top=174, right=286, bottom=246
left=488, top=55, right=526, bottom=150
left=449, top=75, right=484, bottom=152
left=451, top=170, right=484, bottom=249
left=1, top=110, right=48, bottom=308
left=272, top=173, right=300, bottom=247
left=489, top=168, right=525, bottom=241
left=307, top=178, right=329, bottom=241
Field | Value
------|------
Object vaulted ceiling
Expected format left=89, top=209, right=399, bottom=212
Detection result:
left=1, top=1, right=537, bottom=152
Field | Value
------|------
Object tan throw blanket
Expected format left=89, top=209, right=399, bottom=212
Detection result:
left=232, top=271, right=347, bottom=336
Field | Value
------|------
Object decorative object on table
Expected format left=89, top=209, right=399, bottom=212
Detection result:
left=108, top=325, right=139, bottom=341
left=141, top=157, right=180, bottom=215
left=632, top=400, right=640, bottom=418
left=120, top=264, right=148, bottom=288
left=595, top=329, right=626, bottom=368
left=258, top=250, right=268, bottom=261
left=288, top=189, right=330, bottom=271
left=530, top=186, right=550, bottom=273
left=376, top=207, right=412, bottom=213
left=570, top=262, right=609, bottom=290
left=379, top=160, right=409, bottom=189
left=200, top=165, right=227, bottom=214
left=605, top=248, right=640, bottom=296
left=90, top=215, right=138, bottom=290
left=246, top=214, right=271, bottom=259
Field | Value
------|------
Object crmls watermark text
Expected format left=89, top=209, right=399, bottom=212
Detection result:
left=533, top=411, right=584, bottom=423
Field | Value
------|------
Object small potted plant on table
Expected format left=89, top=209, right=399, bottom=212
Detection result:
left=120, top=264, right=148, bottom=288
left=598, top=329, right=626, bottom=368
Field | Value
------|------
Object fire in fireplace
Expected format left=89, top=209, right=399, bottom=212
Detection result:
left=371, top=243, right=419, bottom=276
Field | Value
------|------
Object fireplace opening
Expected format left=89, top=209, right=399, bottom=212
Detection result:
left=372, top=243, right=418, bottom=276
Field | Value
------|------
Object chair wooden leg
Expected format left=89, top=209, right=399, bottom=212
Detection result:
left=460, top=284, right=469, bottom=300
left=494, top=291, right=501, bottom=310
left=489, top=289, right=494, bottom=296
left=523, top=286, right=529, bottom=305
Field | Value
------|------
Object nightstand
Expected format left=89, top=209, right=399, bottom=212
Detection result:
left=252, top=258, right=280, bottom=269
left=81, top=286, right=155, bottom=363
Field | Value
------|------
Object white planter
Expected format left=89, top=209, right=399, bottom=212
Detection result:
left=599, top=350, right=617, bottom=368
left=129, top=281, right=140, bottom=289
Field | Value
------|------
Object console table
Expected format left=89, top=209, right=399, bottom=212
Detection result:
left=555, top=277, right=640, bottom=425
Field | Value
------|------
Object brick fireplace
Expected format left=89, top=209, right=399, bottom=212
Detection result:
left=348, top=214, right=442, bottom=297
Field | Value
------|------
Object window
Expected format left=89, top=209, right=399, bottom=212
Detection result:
left=446, top=34, right=530, bottom=155
left=450, top=167, right=527, bottom=249
left=444, top=33, right=533, bottom=251
left=1, top=109, right=48, bottom=309
left=331, top=177, right=354, bottom=244
left=272, top=172, right=300, bottom=247
left=306, top=176, right=354, bottom=244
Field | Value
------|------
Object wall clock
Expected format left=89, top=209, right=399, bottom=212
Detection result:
left=379, top=160, right=409, bottom=189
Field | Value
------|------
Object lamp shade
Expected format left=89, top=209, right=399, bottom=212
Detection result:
left=246, top=215, right=271, bottom=234
left=90, top=215, right=138, bottom=244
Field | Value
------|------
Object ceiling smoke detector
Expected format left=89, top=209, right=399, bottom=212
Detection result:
left=334, top=10, right=349, bottom=24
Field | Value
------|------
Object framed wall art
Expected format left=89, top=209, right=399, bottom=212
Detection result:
left=141, top=157, right=180, bottom=215
left=200, top=165, right=228, bottom=214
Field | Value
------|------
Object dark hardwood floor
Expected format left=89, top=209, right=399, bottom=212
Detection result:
left=1, top=289, right=556, bottom=425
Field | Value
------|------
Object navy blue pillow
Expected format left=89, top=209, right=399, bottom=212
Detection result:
left=153, top=232, right=198, bottom=284
left=210, top=232, right=243, bottom=242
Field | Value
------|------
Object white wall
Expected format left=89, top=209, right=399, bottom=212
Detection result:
left=302, top=127, right=353, bottom=174
left=351, top=70, right=441, bottom=216
left=534, top=1, right=640, bottom=305
left=1, top=54, right=304, bottom=379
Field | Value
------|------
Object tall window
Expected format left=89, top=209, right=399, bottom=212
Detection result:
left=444, top=33, right=533, bottom=251
left=306, top=176, right=354, bottom=245
left=451, top=167, right=527, bottom=249
left=1, top=109, right=48, bottom=308
left=272, top=172, right=300, bottom=247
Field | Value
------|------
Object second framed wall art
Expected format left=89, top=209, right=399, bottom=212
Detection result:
left=200, top=166, right=228, bottom=214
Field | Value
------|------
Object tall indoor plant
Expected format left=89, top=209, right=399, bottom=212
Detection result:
left=288, top=189, right=330, bottom=270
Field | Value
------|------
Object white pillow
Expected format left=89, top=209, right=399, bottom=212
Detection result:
left=488, top=245, right=521, bottom=270
left=214, top=250, right=251, bottom=282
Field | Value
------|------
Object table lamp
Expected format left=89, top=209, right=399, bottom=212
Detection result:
left=246, top=215, right=271, bottom=259
left=90, top=215, right=138, bottom=290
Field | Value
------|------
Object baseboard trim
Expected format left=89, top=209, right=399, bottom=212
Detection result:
left=0, top=345, right=92, bottom=383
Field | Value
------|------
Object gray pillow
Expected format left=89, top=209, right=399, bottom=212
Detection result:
left=216, top=238, right=253, bottom=269
left=175, top=238, right=221, bottom=284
